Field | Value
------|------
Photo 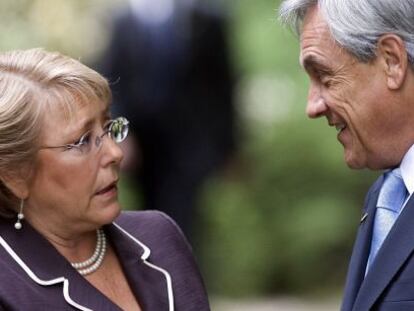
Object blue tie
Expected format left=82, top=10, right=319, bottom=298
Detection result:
left=366, top=168, right=408, bottom=272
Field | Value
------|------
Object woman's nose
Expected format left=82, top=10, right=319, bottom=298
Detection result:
left=100, top=136, right=124, bottom=167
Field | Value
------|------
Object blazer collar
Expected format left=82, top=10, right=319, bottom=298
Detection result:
left=341, top=176, right=382, bottom=311
left=108, top=223, right=173, bottom=310
left=0, top=217, right=173, bottom=311
left=352, top=183, right=414, bottom=310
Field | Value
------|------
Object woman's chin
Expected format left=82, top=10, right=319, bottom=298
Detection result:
left=97, top=202, right=122, bottom=225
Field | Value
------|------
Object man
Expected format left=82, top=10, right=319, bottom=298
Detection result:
left=280, top=1, right=414, bottom=310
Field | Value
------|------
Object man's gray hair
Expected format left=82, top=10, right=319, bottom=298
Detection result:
left=279, top=0, right=414, bottom=65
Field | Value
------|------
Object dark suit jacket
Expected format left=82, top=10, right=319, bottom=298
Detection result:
left=0, top=211, right=210, bottom=310
left=342, top=175, right=414, bottom=310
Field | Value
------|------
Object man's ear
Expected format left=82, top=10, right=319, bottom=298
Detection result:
left=0, top=172, right=29, bottom=200
left=377, top=34, right=409, bottom=90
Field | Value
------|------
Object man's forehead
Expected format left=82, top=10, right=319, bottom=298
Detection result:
left=299, top=6, right=338, bottom=67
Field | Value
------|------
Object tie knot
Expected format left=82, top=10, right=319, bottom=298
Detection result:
left=377, top=168, right=408, bottom=213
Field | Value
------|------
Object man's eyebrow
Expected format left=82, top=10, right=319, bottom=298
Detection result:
left=301, top=55, right=334, bottom=75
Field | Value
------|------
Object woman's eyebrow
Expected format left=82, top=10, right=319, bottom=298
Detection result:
left=67, top=106, right=111, bottom=138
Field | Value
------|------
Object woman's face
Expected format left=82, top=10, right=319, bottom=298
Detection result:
left=25, top=99, right=124, bottom=234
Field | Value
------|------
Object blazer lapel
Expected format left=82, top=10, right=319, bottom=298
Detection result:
left=108, top=222, right=171, bottom=311
left=341, top=178, right=381, bottom=311
left=65, top=273, right=123, bottom=310
left=0, top=218, right=122, bottom=311
left=352, top=190, right=414, bottom=310
left=0, top=217, right=174, bottom=310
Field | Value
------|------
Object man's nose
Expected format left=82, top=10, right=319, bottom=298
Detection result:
left=306, top=85, right=328, bottom=118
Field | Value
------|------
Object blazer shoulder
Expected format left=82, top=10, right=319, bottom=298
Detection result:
left=114, top=210, right=191, bottom=252
left=115, top=210, right=183, bottom=233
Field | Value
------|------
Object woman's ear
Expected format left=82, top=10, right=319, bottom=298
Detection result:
left=0, top=171, right=29, bottom=200
left=377, top=34, right=409, bottom=90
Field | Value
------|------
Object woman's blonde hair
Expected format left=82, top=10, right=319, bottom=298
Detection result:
left=0, top=48, right=111, bottom=216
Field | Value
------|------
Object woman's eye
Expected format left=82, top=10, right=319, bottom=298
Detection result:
left=78, top=132, right=92, bottom=145
left=69, top=132, right=92, bottom=151
left=102, top=120, right=116, bottom=139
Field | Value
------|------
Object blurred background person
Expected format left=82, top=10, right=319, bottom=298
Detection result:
left=98, top=0, right=237, bottom=237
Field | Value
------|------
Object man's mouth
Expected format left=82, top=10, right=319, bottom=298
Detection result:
left=335, top=124, right=346, bottom=134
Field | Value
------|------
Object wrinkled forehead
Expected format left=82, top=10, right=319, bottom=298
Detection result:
left=299, top=6, right=339, bottom=66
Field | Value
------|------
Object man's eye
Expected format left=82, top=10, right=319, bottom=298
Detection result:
left=321, top=79, right=331, bottom=88
left=319, top=74, right=333, bottom=88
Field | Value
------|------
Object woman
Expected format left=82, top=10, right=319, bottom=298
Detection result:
left=0, top=48, right=209, bottom=310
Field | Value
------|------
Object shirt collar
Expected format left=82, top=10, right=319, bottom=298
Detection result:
left=399, top=143, right=414, bottom=195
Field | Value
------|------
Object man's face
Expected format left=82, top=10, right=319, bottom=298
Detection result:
left=300, top=6, right=407, bottom=169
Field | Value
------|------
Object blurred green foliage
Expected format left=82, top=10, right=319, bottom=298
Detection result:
left=0, top=0, right=378, bottom=298
left=194, top=0, right=377, bottom=297
left=0, top=0, right=124, bottom=61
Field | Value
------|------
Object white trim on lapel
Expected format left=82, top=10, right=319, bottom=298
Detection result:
left=112, top=222, right=151, bottom=259
left=0, top=236, right=93, bottom=311
left=113, top=222, right=175, bottom=311
left=143, top=260, right=174, bottom=311
left=0, top=222, right=175, bottom=311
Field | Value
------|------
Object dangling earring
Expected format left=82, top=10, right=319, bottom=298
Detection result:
left=14, top=199, right=24, bottom=230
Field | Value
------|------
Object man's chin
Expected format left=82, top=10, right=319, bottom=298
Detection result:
left=344, top=151, right=366, bottom=170
left=345, top=161, right=365, bottom=170
left=344, top=153, right=388, bottom=170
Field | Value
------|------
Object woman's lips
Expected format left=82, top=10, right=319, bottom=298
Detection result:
left=95, top=183, right=117, bottom=195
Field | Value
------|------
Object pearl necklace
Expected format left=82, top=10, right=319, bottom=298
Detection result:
left=71, top=229, right=107, bottom=276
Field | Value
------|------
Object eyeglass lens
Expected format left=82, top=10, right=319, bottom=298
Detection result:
left=95, top=117, right=129, bottom=149
left=110, top=117, right=129, bottom=143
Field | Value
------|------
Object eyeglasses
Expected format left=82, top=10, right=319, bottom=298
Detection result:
left=40, top=116, right=129, bottom=155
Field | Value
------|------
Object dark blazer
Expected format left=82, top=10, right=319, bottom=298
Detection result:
left=0, top=211, right=210, bottom=310
left=342, top=175, right=414, bottom=310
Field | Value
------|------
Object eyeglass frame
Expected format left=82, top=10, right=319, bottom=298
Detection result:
left=39, top=116, right=129, bottom=155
